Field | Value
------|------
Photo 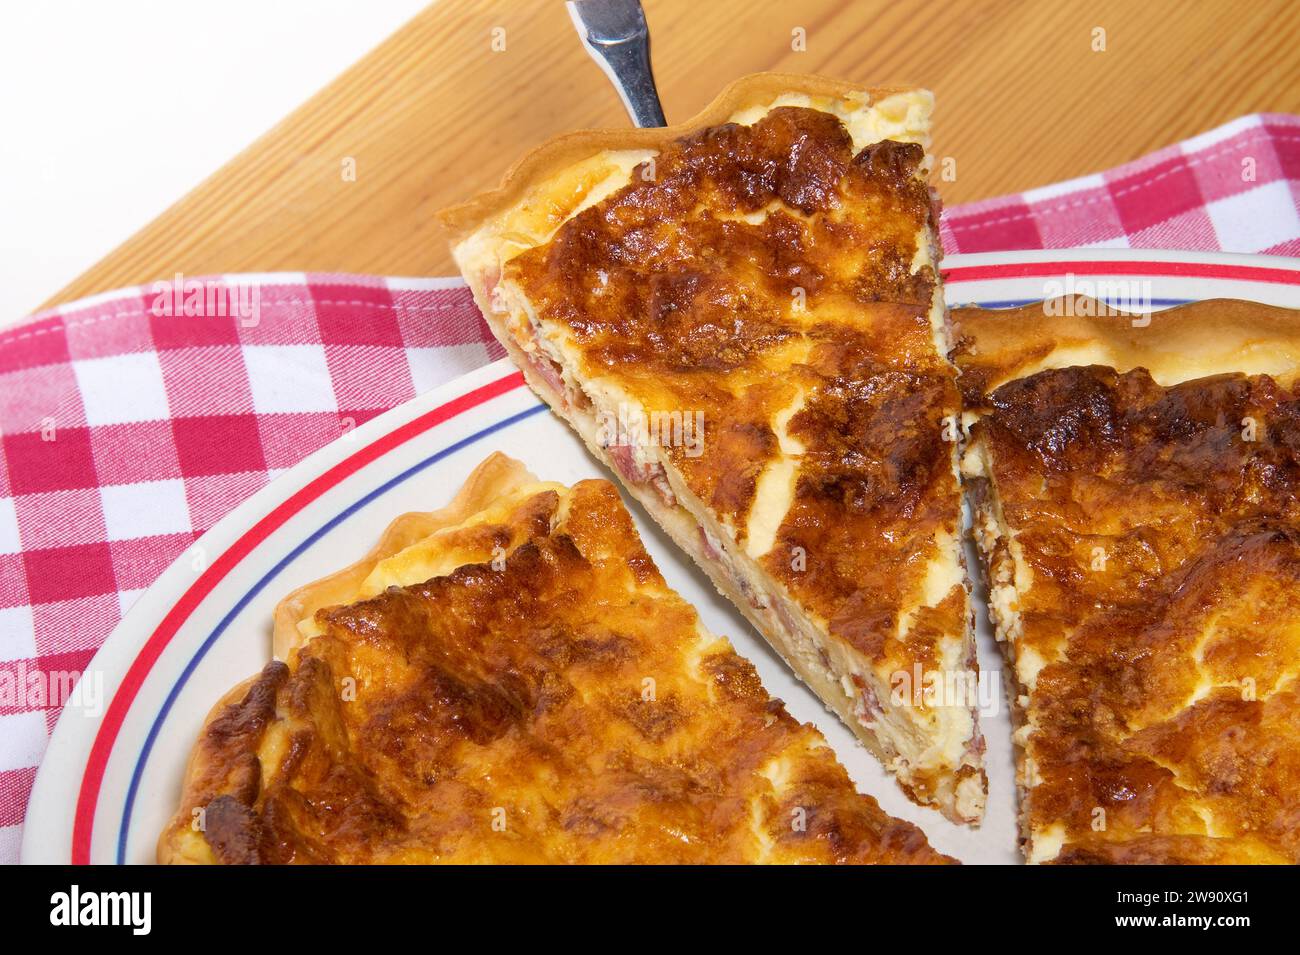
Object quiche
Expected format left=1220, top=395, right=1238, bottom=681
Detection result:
left=158, top=453, right=952, bottom=864
left=441, top=73, right=986, bottom=824
left=955, top=295, right=1300, bottom=864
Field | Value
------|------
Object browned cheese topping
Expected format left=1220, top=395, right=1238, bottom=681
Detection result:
left=975, top=363, right=1300, bottom=863
left=507, top=107, right=961, bottom=678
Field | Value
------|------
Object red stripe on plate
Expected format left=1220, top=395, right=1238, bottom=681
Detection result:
left=943, top=259, right=1300, bottom=286
left=71, top=371, right=526, bottom=864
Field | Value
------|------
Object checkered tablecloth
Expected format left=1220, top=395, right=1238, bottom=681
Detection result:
left=940, top=113, right=1300, bottom=254
left=3, top=113, right=1299, bottom=862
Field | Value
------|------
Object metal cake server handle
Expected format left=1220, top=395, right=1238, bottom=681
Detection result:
left=566, top=0, right=667, bottom=128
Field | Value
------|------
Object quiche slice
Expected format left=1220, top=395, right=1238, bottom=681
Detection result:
left=440, top=73, right=986, bottom=824
left=954, top=296, right=1300, bottom=864
left=158, top=453, right=952, bottom=864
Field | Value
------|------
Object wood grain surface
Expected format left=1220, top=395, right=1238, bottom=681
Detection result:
left=43, top=0, right=1300, bottom=309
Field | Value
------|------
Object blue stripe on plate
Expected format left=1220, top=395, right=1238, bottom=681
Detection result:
left=949, top=297, right=1192, bottom=309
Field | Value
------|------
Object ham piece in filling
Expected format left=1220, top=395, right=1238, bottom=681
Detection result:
left=604, top=442, right=677, bottom=508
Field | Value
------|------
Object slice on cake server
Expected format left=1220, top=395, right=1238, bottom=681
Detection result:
left=440, top=74, right=986, bottom=823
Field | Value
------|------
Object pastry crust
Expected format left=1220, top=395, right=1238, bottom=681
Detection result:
left=271, top=452, right=543, bottom=660
left=952, top=295, right=1300, bottom=403
left=440, top=73, right=986, bottom=824
left=955, top=295, right=1300, bottom=864
left=159, top=454, right=953, bottom=864
left=438, top=72, right=924, bottom=241
left=157, top=675, right=262, bottom=864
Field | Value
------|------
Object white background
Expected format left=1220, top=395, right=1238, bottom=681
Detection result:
left=0, top=0, right=429, bottom=321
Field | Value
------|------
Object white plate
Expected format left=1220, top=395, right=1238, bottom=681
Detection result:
left=23, top=249, right=1300, bottom=865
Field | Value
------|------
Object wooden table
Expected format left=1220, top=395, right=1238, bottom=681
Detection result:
left=43, top=0, right=1300, bottom=309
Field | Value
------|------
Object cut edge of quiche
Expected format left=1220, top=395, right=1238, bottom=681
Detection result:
left=954, top=295, right=1300, bottom=864
left=440, top=73, right=986, bottom=825
left=158, top=452, right=953, bottom=864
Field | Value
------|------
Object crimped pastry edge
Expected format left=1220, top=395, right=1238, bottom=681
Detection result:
left=952, top=295, right=1300, bottom=398
left=270, top=452, right=539, bottom=660
left=436, top=71, right=926, bottom=242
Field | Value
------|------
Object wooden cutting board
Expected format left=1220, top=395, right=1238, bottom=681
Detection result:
left=44, top=0, right=1300, bottom=309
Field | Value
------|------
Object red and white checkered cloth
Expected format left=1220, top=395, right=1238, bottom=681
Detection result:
left=940, top=114, right=1300, bottom=254
left=3, top=113, right=1299, bottom=861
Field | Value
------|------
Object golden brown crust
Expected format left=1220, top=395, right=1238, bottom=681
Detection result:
left=952, top=296, right=1300, bottom=402
left=160, top=457, right=953, bottom=864
left=957, top=300, right=1300, bottom=864
left=156, top=674, right=269, bottom=864
left=437, top=72, right=921, bottom=241
left=271, top=452, right=541, bottom=659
